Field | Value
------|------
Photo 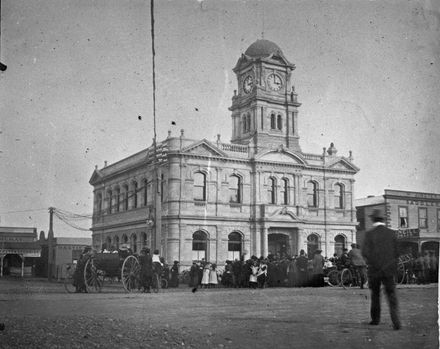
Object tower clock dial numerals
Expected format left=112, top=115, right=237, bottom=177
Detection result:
left=243, top=75, right=254, bottom=94
left=267, top=73, right=283, bottom=91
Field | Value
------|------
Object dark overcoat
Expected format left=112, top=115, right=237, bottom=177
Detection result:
left=362, top=225, right=399, bottom=277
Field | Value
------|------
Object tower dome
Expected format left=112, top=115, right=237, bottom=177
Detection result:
left=244, top=39, right=283, bottom=58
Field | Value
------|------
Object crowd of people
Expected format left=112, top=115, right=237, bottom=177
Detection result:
left=72, top=242, right=438, bottom=294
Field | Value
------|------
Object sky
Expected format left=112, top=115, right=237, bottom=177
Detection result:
left=1, top=0, right=439, bottom=238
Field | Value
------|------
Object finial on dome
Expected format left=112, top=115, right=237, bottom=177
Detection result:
left=327, top=142, right=337, bottom=156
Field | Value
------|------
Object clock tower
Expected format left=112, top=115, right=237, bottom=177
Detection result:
left=230, top=39, right=301, bottom=152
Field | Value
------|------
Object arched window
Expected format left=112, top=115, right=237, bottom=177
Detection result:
left=105, top=236, right=112, bottom=250
left=194, top=172, right=206, bottom=201
left=334, top=183, right=344, bottom=209
left=132, top=181, right=138, bottom=209
left=122, top=234, right=128, bottom=244
left=229, top=175, right=242, bottom=203
left=277, top=114, right=282, bottom=130
left=141, top=232, right=148, bottom=248
left=96, top=193, right=102, bottom=215
left=143, top=179, right=148, bottom=206
left=334, top=235, right=346, bottom=257
left=270, top=113, right=276, bottom=129
left=123, top=184, right=129, bottom=211
left=242, top=115, right=247, bottom=133
left=192, top=231, right=207, bottom=261
left=247, top=114, right=251, bottom=132
left=114, top=236, right=120, bottom=250
left=130, top=233, right=137, bottom=253
left=268, top=177, right=276, bottom=204
left=107, top=190, right=113, bottom=214
left=307, top=234, right=319, bottom=257
left=307, top=181, right=318, bottom=208
left=115, top=187, right=121, bottom=212
left=228, top=232, right=242, bottom=261
left=281, top=178, right=289, bottom=205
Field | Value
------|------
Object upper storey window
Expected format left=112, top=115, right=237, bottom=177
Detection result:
left=194, top=172, right=206, bottom=201
left=229, top=175, right=242, bottom=204
left=334, top=183, right=344, bottom=209
left=307, top=181, right=318, bottom=208
left=281, top=178, right=289, bottom=205
left=277, top=114, right=282, bottom=130
left=107, top=190, right=112, bottom=214
left=270, top=113, right=276, bottom=129
left=115, top=187, right=121, bottom=212
left=123, top=184, right=129, bottom=211
left=268, top=177, right=276, bottom=204
left=399, top=207, right=408, bottom=228
left=132, top=181, right=138, bottom=209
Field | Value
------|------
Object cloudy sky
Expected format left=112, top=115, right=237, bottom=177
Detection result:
left=1, top=0, right=439, bottom=237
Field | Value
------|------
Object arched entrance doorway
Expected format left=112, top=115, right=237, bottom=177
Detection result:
left=307, top=234, right=319, bottom=258
left=334, top=235, right=346, bottom=257
left=268, top=234, right=289, bottom=258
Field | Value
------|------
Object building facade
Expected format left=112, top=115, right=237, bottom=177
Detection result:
left=37, top=231, right=92, bottom=280
left=89, top=40, right=359, bottom=266
left=355, top=189, right=440, bottom=257
left=0, top=226, right=41, bottom=277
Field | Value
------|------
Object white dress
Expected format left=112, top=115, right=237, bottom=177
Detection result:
left=201, top=264, right=211, bottom=285
left=209, top=268, right=218, bottom=285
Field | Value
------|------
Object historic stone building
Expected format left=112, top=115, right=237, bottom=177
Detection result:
left=355, top=189, right=440, bottom=257
left=89, top=39, right=359, bottom=266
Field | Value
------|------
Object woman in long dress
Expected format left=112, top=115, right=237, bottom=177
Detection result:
left=249, top=261, right=258, bottom=289
left=201, top=262, right=211, bottom=288
left=209, top=263, right=218, bottom=288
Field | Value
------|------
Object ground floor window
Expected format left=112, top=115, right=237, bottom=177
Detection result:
left=192, top=231, right=207, bottom=261
left=307, top=234, right=319, bottom=258
left=228, top=232, right=242, bottom=261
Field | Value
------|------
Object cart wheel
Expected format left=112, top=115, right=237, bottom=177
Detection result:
left=396, top=262, right=406, bottom=285
left=84, top=258, right=103, bottom=293
left=341, top=268, right=353, bottom=289
left=122, top=255, right=140, bottom=292
left=327, top=270, right=339, bottom=287
left=152, top=273, right=160, bottom=293
left=161, top=278, right=168, bottom=289
left=64, top=263, right=77, bottom=293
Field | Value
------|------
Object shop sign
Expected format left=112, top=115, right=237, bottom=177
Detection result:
left=396, top=228, right=420, bottom=239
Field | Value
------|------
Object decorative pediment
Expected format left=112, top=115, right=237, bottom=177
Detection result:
left=326, top=158, right=359, bottom=172
left=182, top=139, right=227, bottom=157
left=268, top=207, right=302, bottom=221
left=89, top=169, right=103, bottom=185
left=257, top=148, right=306, bottom=165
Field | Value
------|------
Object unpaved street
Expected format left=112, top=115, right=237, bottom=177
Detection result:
left=0, top=279, right=437, bottom=349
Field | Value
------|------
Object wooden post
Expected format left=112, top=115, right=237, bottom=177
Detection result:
left=48, top=207, right=54, bottom=281
left=21, top=255, right=24, bottom=277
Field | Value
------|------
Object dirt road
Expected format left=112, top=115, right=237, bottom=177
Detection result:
left=0, top=279, right=437, bottom=348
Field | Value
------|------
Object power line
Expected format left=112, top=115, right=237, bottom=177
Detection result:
left=0, top=208, right=47, bottom=215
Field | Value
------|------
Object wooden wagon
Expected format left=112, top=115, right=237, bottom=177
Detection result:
left=64, top=252, right=141, bottom=293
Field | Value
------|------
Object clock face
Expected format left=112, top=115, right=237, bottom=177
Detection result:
left=243, top=75, right=254, bottom=94
left=267, top=73, right=283, bottom=91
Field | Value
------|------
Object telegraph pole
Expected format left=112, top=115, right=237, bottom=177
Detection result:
left=47, top=207, right=54, bottom=281
left=150, top=0, right=160, bottom=251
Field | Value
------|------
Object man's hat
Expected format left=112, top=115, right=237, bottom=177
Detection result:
left=369, top=209, right=384, bottom=219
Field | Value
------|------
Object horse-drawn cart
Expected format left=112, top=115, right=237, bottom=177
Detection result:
left=64, top=251, right=142, bottom=293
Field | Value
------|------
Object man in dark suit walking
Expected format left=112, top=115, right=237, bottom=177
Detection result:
left=362, top=209, right=401, bottom=330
